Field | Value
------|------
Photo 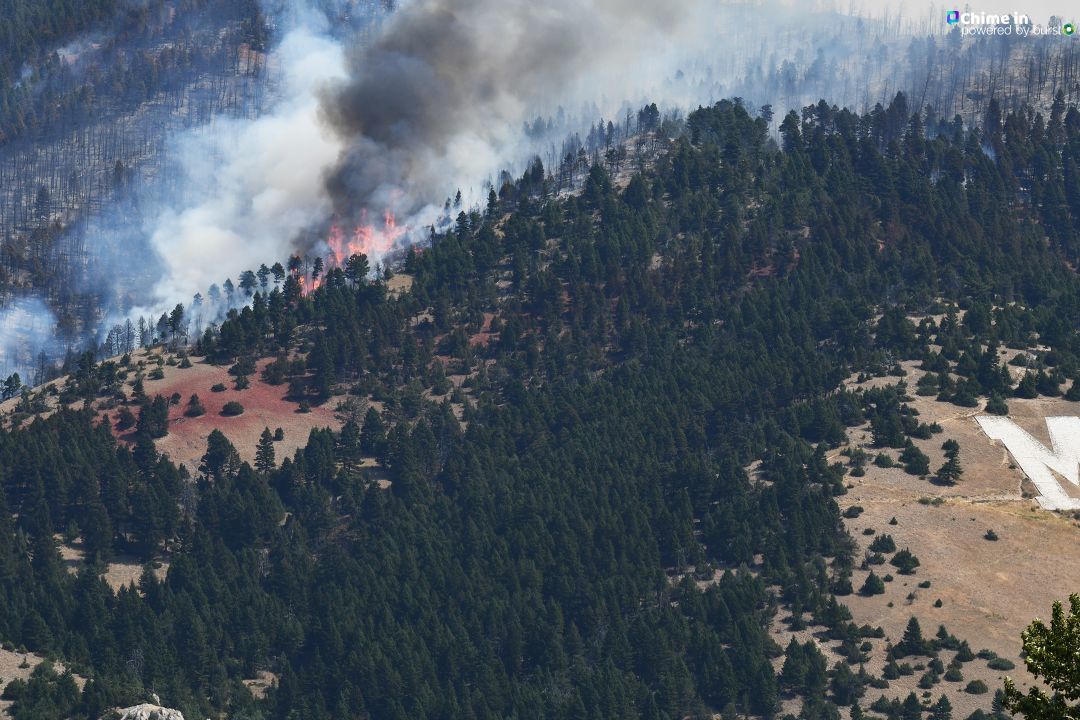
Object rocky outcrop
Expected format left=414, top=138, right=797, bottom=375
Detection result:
left=114, top=704, right=185, bottom=720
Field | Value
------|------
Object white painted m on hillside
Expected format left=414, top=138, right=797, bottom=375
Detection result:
left=976, top=416, right=1080, bottom=510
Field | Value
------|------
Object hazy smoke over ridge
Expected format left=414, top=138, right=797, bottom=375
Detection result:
left=137, top=27, right=347, bottom=312
left=320, top=0, right=715, bottom=219
left=12, top=0, right=1078, bottom=382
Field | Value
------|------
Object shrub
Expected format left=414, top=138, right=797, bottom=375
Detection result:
left=900, top=440, right=931, bottom=475
left=274, top=427, right=284, bottom=441
left=918, top=580, right=931, bottom=588
left=987, top=657, right=1015, bottom=671
left=874, top=453, right=894, bottom=468
left=862, top=528, right=876, bottom=535
left=965, top=680, right=988, bottom=694
left=984, top=529, right=999, bottom=541
left=1, top=678, right=26, bottom=700
left=985, top=392, right=1009, bottom=415
left=869, top=534, right=896, bottom=553
left=185, top=394, right=206, bottom=418
left=1066, top=381, right=1080, bottom=402
left=860, top=572, right=886, bottom=596
left=891, top=549, right=921, bottom=574
left=221, top=401, right=244, bottom=417
left=843, top=505, right=864, bottom=518
left=211, top=383, right=226, bottom=392
left=230, top=356, right=257, bottom=377
left=934, top=599, right=943, bottom=607
left=944, top=668, right=963, bottom=682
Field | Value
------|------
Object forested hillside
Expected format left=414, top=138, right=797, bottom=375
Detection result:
left=2, top=94, right=1080, bottom=719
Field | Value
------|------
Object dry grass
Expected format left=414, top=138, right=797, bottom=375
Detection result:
left=0, top=348, right=343, bottom=472
left=0, top=648, right=85, bottom=716
left=101, top=555, right=169, bottom=594
left=143, top=356, right=340, bottom=472
left=242, top=669, right=278, bottom=700
left=826, top=359, right=1080, bottom=714
left=386, top=273, right=414, bottom=296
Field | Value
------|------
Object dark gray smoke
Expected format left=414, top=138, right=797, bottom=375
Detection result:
left=320, top=0, right=713, bottom=219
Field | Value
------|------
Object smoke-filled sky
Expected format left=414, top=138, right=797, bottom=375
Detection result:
left=319, top=0, right=716, bottom=220
left=137, top=0, right=725, bottom=316
left=79, top=0, right=1080, bottom=322
left=3, top=0, right=1078, bottom=379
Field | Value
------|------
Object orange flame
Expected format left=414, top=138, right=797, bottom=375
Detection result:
left=296, top=211, right=405, bottom=297
left=328, top=210, right=404, bottom=268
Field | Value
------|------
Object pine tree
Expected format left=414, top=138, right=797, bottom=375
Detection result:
left=361, top=407, right=386, bottom=456
left=936, top=439, right=962, bottom=485
left=338, top=419, right=362, bottom=471
left=860, top=571, right=886, bottom=596
left=255, top=428, right=276, bottom=473
left=930, top=695, right=952, bottom=720
left=899, top=616, right=929, bottom=656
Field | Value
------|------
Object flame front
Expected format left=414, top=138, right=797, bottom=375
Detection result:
left=328, top=210, right=404, bottom=268
left=293, top=211, right=406, bottom=296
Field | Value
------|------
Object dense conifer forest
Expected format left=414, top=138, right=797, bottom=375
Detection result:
left=2, top=93, right=1080, bottom=719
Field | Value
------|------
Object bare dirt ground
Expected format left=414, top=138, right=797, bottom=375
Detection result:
left=141, top=356, right=340, bottom=472
left=0, top=348, right=342, bottom=472
left=826, top=357, right=1080, bottom=715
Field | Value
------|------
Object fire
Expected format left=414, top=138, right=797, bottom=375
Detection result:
left=294, top=210, right=406, bottom=297
left=327, top=210, right=405, bottom=268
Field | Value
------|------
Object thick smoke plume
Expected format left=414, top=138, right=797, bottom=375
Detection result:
left=10, top=0, right=1079, bottom=382
left=137, top=27, right=347, bottom=311
left=320, top=0, right=715, bottom=221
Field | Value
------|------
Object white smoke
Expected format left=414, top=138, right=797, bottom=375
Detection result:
left=134, top=27, right=347, bottom=313
left=0, top=298, right=59, bottom=383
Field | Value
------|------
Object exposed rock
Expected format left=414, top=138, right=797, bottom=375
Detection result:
left=115, top=703, right=185, bottom=720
